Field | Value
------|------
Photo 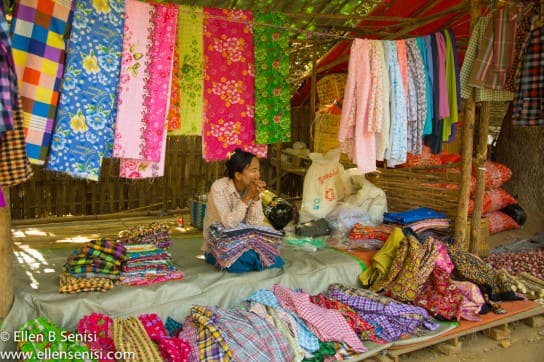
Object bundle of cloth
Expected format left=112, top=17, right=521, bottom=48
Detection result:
left=60, top=238, right=127, bottom=293
left=206, top=223, right=284, bottom=273
left=117, top=223, right=184, bottom=286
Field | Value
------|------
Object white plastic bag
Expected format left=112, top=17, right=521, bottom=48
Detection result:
left=299, top=149, right=345, bottom=223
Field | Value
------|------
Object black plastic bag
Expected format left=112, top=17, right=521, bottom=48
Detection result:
left=500, top=203, right=527, bottom=226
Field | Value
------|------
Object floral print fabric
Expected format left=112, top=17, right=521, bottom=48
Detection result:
left=202, top=8, right=267, bottom=161
left=118, top=3, right=177, bottom=179
left=253, top=12, right=290, bottom=144
left=46, top=0, right=126, bottom=181
left=175, top=5, right=204, bottom=136
left=113, top=0, right=153, bottom=161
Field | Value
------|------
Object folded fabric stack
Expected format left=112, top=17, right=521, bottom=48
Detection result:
left=60, top=238, right=127, bottom=293
left=342, top=223, right=395, bottom=250
left=208, top=223, right=283, bottom=269
left=384, top=207, right=451, bottom=233
left=117, top=223, right=184, bottom=286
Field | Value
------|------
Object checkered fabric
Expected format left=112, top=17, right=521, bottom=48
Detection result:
left=190, top=305, right=233, bottom=362
left=0, top=10, right=17, bottom=135
left=0, top=97, right=33, bottom=186
left=10, top=0, right=72, bottom=165
left=512, top=25, right=544, bottom=126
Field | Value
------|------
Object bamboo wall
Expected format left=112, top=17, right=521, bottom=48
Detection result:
left=9, top=136, right=225, bottom=220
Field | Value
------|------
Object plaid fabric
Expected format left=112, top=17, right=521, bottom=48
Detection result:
left=10, top=0, right=72, bottom=165
left=310, top=293, right=384, bottom=343
left=190, top=305, right=232, bottom=362
left=0, top=10, right=18, bottom=135
left=213, top=307, right=294, bottom=361
left=58, top=272, right=114, bottom=293
left=0, top=97, right=33, bottom=186
left=460, top=15, right=514, bottom=102
left=272, top=284, right=367, bottom=352
left=246, top=288, right=320, bottom=352
left=512, top=25, right=544, bottom=126
left=468, top=6, right=515, bottom=89
left=67, top=264, right=120, bottom=276
left=327, top=284, right=439, bottom=342
left=77, top=239, right=128, bottom=265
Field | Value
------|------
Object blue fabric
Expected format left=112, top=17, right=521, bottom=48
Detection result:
left=417, top=36, right=433, bottom=136
left=383, top=207, right=446, bottom=225
left=205, top=250, right=284, bottom=273
left=46, top=0, right=126, bottom=180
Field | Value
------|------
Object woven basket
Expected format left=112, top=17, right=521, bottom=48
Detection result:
left=366, top=164, right=461, bottom=216
left=316, top=73, right=347, bottom=106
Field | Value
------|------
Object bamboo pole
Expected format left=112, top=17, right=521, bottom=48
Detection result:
left=470, top=102, right=490, bottom=255
left=454, top=0, right=480, bottom=250
left=0, top=187, right=13, bottom=318
left=309, top=39, right=317, bottom=151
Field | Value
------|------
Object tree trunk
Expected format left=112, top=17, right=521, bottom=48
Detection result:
left=493, top=105, right=544, bottom=233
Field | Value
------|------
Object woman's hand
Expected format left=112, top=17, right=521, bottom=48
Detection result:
left=246, top=180, right=266, bottom=201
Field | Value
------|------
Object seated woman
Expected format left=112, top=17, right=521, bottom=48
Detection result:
left=202, top=148, right=284, bottom=272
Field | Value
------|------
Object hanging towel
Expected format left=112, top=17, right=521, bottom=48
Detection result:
left=46, top=0, right=126, bottom=181
left=9, top=0, right=72, bottom=165
left=202, top=8, right=267, bottom=161
left=174, top=5, right=204, bottom=136
left=113, top=0, right=154, bottom=161
left=119, top=3, right=177, bottom=179
left=253, top=11, right=291, bottom=144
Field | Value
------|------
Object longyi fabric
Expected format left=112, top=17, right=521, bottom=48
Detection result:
left=113, top=0, right=154, bottom=161
left=9, top=0, right=72, bottom=165
left=202, top=8, right=267, bottom=161
left=253, top=11, right=290, bottom=144
left=46, top=0, right=126, bottom=181
left=175, top=5, right=203, bottom=136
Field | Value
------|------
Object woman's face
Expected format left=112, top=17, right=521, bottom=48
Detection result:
left=236, top=157, right=261, bottom=187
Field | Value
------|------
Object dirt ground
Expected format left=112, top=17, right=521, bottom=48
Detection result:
left=399, top=320, right=544, bottom=362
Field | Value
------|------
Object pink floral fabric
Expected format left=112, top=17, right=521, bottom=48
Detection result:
left=202, top=8, right=267, bottom=161
left=78, top=313, right=115, bottom=361
left=113, top=0, right=153, bottom=160
left=119, top=3, right=177, bottom=179
left=138, top=313, right=191, bottom=362
left=141, top=4, right=177, bottom=163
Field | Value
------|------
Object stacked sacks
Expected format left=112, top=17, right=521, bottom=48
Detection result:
left=117, top=223, right=184, bottom=286
left=469, top=160, right=523, bottom=234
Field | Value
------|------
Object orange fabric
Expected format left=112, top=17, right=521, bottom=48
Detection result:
left=340, top=249, right=377, bottom=270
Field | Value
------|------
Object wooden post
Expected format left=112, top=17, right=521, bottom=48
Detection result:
left=453, top=0, right=480, bottom=250
left=309, top=39, right=317, bottom=152
left=470, top=101, right=490, bottom=255
left=0, top=187, right=13, bottom=318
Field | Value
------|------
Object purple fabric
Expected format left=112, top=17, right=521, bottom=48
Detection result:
left=327, top=286, right=439, bottom=342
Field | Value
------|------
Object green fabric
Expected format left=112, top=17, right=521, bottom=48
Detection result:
left=253, top=12, right=291, bottom=144
left=442, top=30, right=459, bottom=142
left=176, top=5, right=204, bottom=136
left=303, top=341, right=337, bottom=361
left=359, top=227, right=404, bottom=286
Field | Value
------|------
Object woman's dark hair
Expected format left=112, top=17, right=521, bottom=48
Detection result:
left=224, top=148, right=256, bottom=179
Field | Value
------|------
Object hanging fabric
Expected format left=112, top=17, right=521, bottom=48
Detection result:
left=202, top=8, right=267, bottom=161
left=0, top=7, right=18, bottom=137
left=384, top=40, right=407, bottom=167
left=405, top=38, right=427, bottom=155
left=511, top=25, right=544, bottom=126
left=174, top=5, right=204, bottom=136
left=460, top=15, right=515, bottom=102
left=375, top=40, right=390, bottom=162
left=167, top=31, right=182, bottom=132
left=442, top=29, right=459, bottom=142
left=0, top=98, right=33, bottom=187
left=119, top=3, right=178, bottom=179
left=9, top=0, right=72, bottom=165
left=338, top=39, right=377, bottom=173
left=253, top=11, right=291, bottom=145
left=113, top=0, right=154, bottom=161
left=46, top=0, right=126, bottom=181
